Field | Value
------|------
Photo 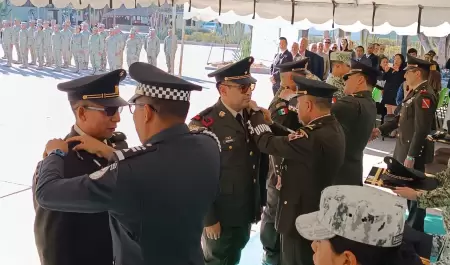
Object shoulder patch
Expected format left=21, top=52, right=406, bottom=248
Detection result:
left=191, top=107, right=214, bottom=127
left=113, top=143, right=158, bottom=161
left=190, top=126, right=222, bottom=152
left=89, top=162, right=118, bottom=180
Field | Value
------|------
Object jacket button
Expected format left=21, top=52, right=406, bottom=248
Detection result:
left=253, top=165, right=256, bottom=169
left=407, top=140, right=410, bottom=143
left=249, top=151, right=253, bottom=156
left=229, top=146, right=232, bottom=150
left=397, top=134, right=399, bottom=137
left=253, top=179, right=256, bottom=183
left=284, top=201, right=287, bottom=205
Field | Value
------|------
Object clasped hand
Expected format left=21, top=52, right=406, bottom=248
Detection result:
left=248, top=100, right=272, bottom=124
left=44, top=135, right=114, bottom=159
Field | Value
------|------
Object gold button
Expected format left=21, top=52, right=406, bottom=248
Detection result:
left=229, top=146, right=232, bottom=150
left=253, top=165, right=256, bottom=169
left=249, top=151, right=253, bottom=156
left=247, top=139, right=249, bottom=143
left=253, top=179, right=256, bottom=183
left=284, top=201, right=287, bottom=205
left=397, top=134, right=399, bottom=137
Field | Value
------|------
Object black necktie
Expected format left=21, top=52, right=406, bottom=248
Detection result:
left=236, top=113, right=245, bottom=128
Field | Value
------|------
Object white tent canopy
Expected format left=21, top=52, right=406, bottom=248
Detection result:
left=7, top=0, right=450, bottom=36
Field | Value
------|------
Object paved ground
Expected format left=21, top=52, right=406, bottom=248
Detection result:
left=0, top=44, right=433, bottom=264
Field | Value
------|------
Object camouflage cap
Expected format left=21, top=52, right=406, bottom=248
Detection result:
left=296, top=185, right=407, bottom=247
left=330, top=51, right=352, bottom=65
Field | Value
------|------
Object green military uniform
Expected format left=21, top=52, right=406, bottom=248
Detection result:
left=331, top=59, right=379, bottom=186
left=379, top=55, right=438, bottom=233
left=189, top=57, right=263, bottom=265
left=248, top=77, right=346, bottom=265
left=261, top=58, right=312, bottom=265
left=327, top=51, right=352, bottom=100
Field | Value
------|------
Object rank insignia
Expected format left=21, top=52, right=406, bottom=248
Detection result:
left=202, top=117, right=214, bottom=127
left=223, top=136, right=234, bottom=144
left=422, top=98, right=430, bottom=109
left=192, top=115, right=201, bottom=121
left=288, top=129, right=308, bottom=141
left=189, top=124, right=200, bottom=130
left=219, top=111, right=226, bottom=117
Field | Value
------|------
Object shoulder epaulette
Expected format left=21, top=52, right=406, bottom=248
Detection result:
left=110, top=131, right=127, bottom=143
left=189, top=126, right=222, bottom=152
left=303, top=124, right=317, bottom=131
left=112, top=144, right=158, bottom=161
left=192, top=106, right=214, bottom=127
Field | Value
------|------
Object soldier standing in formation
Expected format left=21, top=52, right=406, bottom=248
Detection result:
left=114, top=26, right=125, bottom=68
left=12, top=19, right=21, bottom=64
left=106, top=29, right=119, bottom=71
left=88, top=27, right=103, bottom=75
left=145, top=27, right=160, bottom=66
left=51, top=24, right=63, bottom=72
left=2, top=20, right=13, bottom=67
left=98, top=23, right=108, bottom=71
left=27, top=20, right=37, bottom=65
left=80, top=22, right=90, bottom=70
left=164, top=28, right=177, bottom=73
left=70, top=25, right=83, bottom=73
left=248, top=77, right=345, bottom=265
left=331, top=60, right=379, bottom=185
left=190, top=57, right=264, bottom=265
left=18, top=22, right=28, bottom=68
left=372, top=56, right=438, bottom=233
left=61, top=21, right=72, bottom=68
left=33, top=69, right=129, bottom=265
left=43, top=21, right=53, bottom=67
left=326, top=51, right=352, bottom=101
left=126, top=28, right=141, bottom=68
left=35, top=24, right=45, bottom=69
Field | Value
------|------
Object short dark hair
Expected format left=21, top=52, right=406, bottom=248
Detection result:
left=407, top=48, right=418, bottom=54
left=279, top=37, right=287, bottom=43
left=137, top=96, right=190, bottom=120
left=356, top=45, right=365, bottom=52
left=313, top=97, right=332, bottom=110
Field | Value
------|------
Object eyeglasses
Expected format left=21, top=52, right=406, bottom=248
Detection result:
left=128, top=103, right=158, bottom=114
left=83, top=106, right=123, bottom=116
left=226, top=83, right=256, bottom=94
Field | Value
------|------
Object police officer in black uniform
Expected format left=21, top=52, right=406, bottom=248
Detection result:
left=331, top=59, right=379, bottom=185
left=248, top=76, right=345, bottom=265
left=189, top=57, right=263, bottom=265
left=32, top=69, right=129, bottom=265
left=261, top=57, right=318, bottom=265
left=34, top=62, right=221, bottom=265
left=371, top=55, right=438, bottom=232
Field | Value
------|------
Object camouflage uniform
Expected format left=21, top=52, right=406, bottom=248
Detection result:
left=43, top=23, right=53, bottom=66
left=12, top=21, right=21, bottom=63
left=328, top=51, right=352, bottom=100
left=2, top=21, right=14, bottom=67
left=18, top=22, right=29, bottom=68
left=34, top=26, right=45, bottom=69
left=60, top=26, right=73, bottom=68
left=27, top=21, right=37, bottom=65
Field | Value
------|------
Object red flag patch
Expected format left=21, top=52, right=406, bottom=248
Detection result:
left=332, top=97, right=337, bottom=103
left=421, top=98, right=430, bottom=109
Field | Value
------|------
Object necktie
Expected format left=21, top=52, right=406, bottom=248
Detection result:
left=236, top=113, right=249, bottom=140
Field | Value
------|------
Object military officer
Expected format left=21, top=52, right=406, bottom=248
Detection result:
left=106, top=29, right=119, bottom=71
left=164, top=28, right=177, bottom=73
left=261, top=58, right=316, bottom=265
left=12, top=19, right=21, bottom=63
left=80, top=22, right=90, bottom=70
left=247, top=76, right=345, bottom=265
left=98, top=23, right=108, bottom=71
left=43, top=21, right=53, bottom=66
left=70, top=25, right=83, bottom=73
left=371, top=55, right=438, bottom=233
left=89, top=27, right=103, bottom=74
left=27, top=20, right=37, bottom=65
left=61, top=21, right=73, bottom=68
left=35, top=24, right=45, bottom=69
left=114, top=26, right=125, bottom=68
left=189, top=57, right=263, bottom=265
left=327, top=51, right=352, bottom=101
left=2, top=20, right=13, bottom=67
left=51, top=24, right=63, bottom=72
left=145, top=27, right=160, bottom=66
left=35, top=62, right=220, bottom=265
left=32, top=69, right=129, bottom=265
left=330, top=60, right=379, bottom=185
left=126, top=28, right=141, bottom=68
left=18, top=22, right=29, bottom=68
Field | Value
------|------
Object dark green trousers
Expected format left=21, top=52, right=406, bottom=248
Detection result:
left=280, top=233, right=314, bottom=265
left=202, top=224, right=251, bottom=265
left=260, top=221, right=280, bottom=265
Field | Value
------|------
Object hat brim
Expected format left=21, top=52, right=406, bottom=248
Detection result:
left=295, top=211, right=336, bottom=241
left=228, top=76, right=258, bottom=85
left=90, top=97, right=128, bottom=107
left=128, top=94, right=141, bottom=104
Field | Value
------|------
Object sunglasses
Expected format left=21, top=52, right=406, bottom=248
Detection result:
left=226, top=83, right=256, bottom=94
left=128, top=103, right=158, bottom=114
left=83, top=106, right=123, bottom=116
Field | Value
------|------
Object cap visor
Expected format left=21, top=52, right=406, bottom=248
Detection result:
left=404, top=65, right=417, bottom=71
left=295, top=211, right=336, bottom=241
left=90, top=97, right=128, bottom=107
left=231, top=76, right=257, bottom=85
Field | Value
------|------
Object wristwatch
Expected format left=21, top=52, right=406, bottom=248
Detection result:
left=48, top=149, right=67, bottom=157
left=406, top=156, right=415, bottom=161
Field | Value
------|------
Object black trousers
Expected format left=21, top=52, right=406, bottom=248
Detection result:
left=260, top=221, right=280, bottom=265
left=406, top=161, right=426, bottom=232
left=280, top=233, right=314, bottom=265
left=202, top=224, right=251, bottom=265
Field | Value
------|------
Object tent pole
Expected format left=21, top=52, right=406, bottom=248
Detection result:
left=171, top=2, right=177, bottom=75
left=178, top=18, right=185, bottom=77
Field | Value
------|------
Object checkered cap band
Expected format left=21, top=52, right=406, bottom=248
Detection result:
left=136, top=83, right=191, bottom=101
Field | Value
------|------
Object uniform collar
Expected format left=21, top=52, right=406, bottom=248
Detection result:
left=410, top=80, right=427, bottom=92
left=220, top=98, right=243, bottom=118
left=73, top=124, right=108, bottom=144
left=308, top=114, right=331, bottom=125
left=144, top=123, right=190, bottom=145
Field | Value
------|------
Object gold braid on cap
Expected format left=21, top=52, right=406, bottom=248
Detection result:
left=430, top=64, right=437, bottom=71
left=224, top=74, right=251, bottom=81
left=82, top=85, right=120, bottom=99
left=384, top=171, right=414, bottom=182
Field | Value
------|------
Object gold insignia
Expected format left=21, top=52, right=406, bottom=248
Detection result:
left=114, top=85, right=119, bottom=94
left=304, top=125, right=316, bottom=131
left=219, top=111, right=226, bottom=117
left=119, top=70, right=125, bottom=76
left=288, top=129, right=308, bottom=141
left=188, top=124, right=200, bottom=130
left=430, top=65, right=436, bottom=71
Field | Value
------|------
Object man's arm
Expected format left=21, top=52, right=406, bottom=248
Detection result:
left=331, top=97, right=357, bottom=134
left=408, top=94, right=435, bottom=157
left=35, top=154, right=129, bottom=213
left=248, top=111, right=313, bottom=159
left=378, top=114, right=400, bottom=135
